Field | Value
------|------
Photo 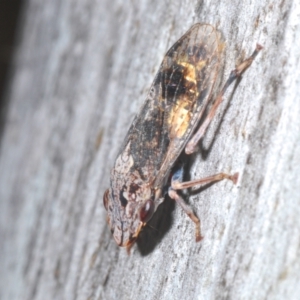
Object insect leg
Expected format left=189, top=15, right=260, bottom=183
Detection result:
left=185, top=44, right=263, bottom=155
left=168, top=168, right=238, bottom=241
left=168, top=188, right=202, bottom=241
left=171, top=172, right=238, bottom=190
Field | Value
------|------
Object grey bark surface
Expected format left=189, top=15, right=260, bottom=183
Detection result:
left=1, top=0, right=299, bottom=299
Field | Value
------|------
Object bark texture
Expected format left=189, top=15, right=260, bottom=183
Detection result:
left=1, top=0, right=300, bottom=299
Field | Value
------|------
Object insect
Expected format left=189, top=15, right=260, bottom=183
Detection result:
left=103, top=23, right=262, bottom=250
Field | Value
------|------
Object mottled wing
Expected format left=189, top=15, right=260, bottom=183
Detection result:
left=117, top=24, right=222, bottom=188
left=154, top=24, right=222, bottom=186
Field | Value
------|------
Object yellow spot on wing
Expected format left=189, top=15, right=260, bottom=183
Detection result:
left=168, top=95, right=194, bottom=139
left=179, top=61, right=197, bottom=85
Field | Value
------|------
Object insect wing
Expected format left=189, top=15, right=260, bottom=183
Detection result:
left=153, top=23, right=222, bottom=186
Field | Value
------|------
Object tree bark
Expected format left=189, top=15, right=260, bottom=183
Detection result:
left=1, top=0, right=299, bottom=299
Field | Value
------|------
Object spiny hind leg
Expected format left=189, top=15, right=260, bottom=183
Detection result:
left=168, top=167, right=238, bottom=241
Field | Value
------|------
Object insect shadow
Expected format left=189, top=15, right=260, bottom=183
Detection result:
left=200, top=76, right=242, bottom=160
left=136, top=76, right=242, bottom=256
left=136, top=193, right=175, bottom=255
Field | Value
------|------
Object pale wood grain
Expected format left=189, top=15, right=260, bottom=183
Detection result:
left=1, top=0, right=299, bottom=299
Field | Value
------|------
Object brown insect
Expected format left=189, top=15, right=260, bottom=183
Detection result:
left=103, top=23, right=262, bottom=250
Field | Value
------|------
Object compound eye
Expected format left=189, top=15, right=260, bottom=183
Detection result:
left=139, top=200, right=155, bottom=223
left=103, top=189, right=110, bottom=211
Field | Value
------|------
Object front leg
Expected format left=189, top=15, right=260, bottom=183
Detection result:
left=168, top=167, right=238, bottom=241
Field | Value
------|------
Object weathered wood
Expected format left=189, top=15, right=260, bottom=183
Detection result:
left=1, top=0, right=299, bottom=299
